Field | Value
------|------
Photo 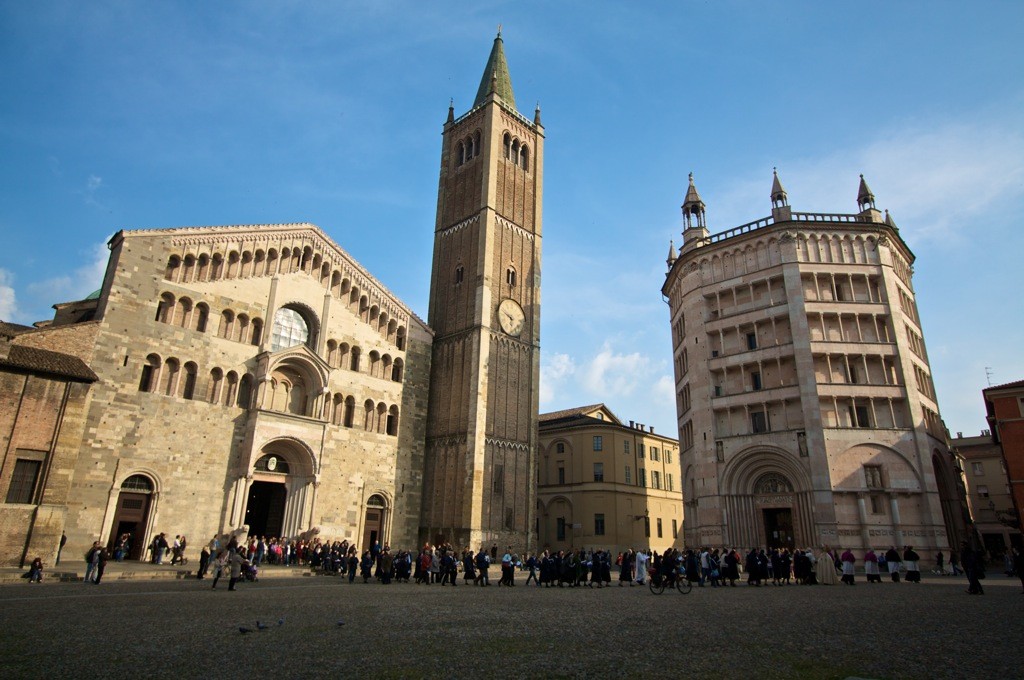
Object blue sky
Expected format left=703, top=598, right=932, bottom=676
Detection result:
left=1, top=1, right=1022, bottom=438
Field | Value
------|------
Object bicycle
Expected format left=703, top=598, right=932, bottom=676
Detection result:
left=648, top=566, right=693, bottom=594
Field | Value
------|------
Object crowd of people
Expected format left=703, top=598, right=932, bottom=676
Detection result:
left=19, top=529, right=1024, bottom=597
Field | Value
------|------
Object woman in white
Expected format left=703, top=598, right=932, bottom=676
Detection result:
left=634, top=550, right=649, bottom=585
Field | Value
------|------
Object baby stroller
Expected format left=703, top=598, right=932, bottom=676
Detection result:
left=244, top=563, right=259, bottom=582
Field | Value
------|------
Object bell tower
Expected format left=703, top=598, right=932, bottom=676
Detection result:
left=422, top=30, right=544, bottom=551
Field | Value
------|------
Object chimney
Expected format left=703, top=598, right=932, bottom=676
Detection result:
left=629, top=420, right=635, bottom=428
left=956, top=432, right=962, bottom=439
left=649, top=426, right=654, bottom=434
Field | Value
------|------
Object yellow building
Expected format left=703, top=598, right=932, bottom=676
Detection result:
left=537, top=405, right=683, bottom=556
left=951, top=431, right=1021, bottom=557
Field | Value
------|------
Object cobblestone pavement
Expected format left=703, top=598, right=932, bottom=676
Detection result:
left=1, top=574, right=1020, bottom=679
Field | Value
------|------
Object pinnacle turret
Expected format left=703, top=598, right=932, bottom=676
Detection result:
left=770, top=167, right=788, bottom=208
left=666, top=239, right=678, bottom=269
left=857, top=174, right=876, bottom=211
left=681, top=172, right=706, bottom=229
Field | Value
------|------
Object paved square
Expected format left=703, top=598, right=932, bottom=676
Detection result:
left=0, top=575, right=1019, bottom=678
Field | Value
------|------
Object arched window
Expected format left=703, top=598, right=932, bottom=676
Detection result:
left=350, top=346, right=361, bottom=372
left=181, top=361, right=198, bottom=400
left=455, top=265, right=464, bottom=285
left=326, top=340, right=338, bottom=368
left=175, top=297, right=192, bottom=328
left=254, top=250, right=266, bottom=276
left=301, top=247, right=313, bottom=273
left=392, top=358, right=404, bottom=383
left=376, top=403, right=387, bottom=434
left=223, top=371, right=238, bottom=407
left=520, top=144, right=529, bottom=170
left=506, top=267, right=517, bottom=287
left=161, top=358, right=180, bottom=396
left=332, top=394, right=344, bottom=425
left=266, top=249, right=279, bottom=275
left=386, top=405, right=399, bottom=436
left=237, top=313, right=250, bottom=343
left=511, top=139, right=520, bottom=163
left=457, top=142, right=465, bottom=166
left=182, top=255, right=196, bottom=282
left=226, top=251, right=240, bottom=278
left=503, top=133, right=511, bottom=159
left=156, top=293, right=175, bottom=323
left=363, top=400, right=375, bottom=431
left=139, top=354, right=161, bottom=392
left=344, top=396, right=355, bottom=428
left=211, top=253, right=224, bottom=280
left=194, top=303, right=209, bottom=333
left=240, top=251, right=253, bottom=277
left=279, top=248, right=291, bottom=273
left=331, top=271, right=342, bottom=296
left=474, top=130, right=481, bottom=157
left=250, top=318, right=263, bottom=346
left=369, top=351, right=380, bottom=378
left=165, top=255, right=181, bottom=281
left=396, top=327, right=406, bottom=351
left=271, top=306, right=315, bottom=352
left=338, top=342, right=350, bottom=369
left=219, top=310, right=235, bottom=339
left=237, top=373, right=254, bottom=409
left=208, top=368, right=223, bottom=404
left=197, top=254, right=210, bottom=281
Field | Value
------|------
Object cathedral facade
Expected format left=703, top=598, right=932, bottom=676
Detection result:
left=662, top=172, right=966, bottom=554
left=0, top=34, right=541, bottom=565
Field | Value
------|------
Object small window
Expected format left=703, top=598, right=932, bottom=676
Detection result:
left=455, top=265, right=464, bottom=285
left=644, top=516, right=651, bottom=538
left=594, top=513, right=605, bottom=536
left=971, top=462, right=984, bottom=476
left=672, top=519, right=678, bottom=538
left=593, top=462, right=604, bottom=483
left=651, top=447, right=659, bottom=462
left=623, top=441, right=630, bottom=454
left=854, top=405, right=871, bottom=428
left=639, top=443, right=645, bottom=459
left=869, top=494, right=885, bottom=514
left=5, top=459, right=42, bottom=504
left=751, top=371, right=762, bottom=391
left=978, top=485, right=990, bottom=498
left=556, top=442, right=565, bottom=454
left=639, top=468, right=647, bottom=488
left=751, top=411, right=768, bottom=434
left=665, top=450, right=672, bottom=464
left=593, top=436, right=603, bottom=451
left=657, top=518, right=663, bottom=538
left=557, top=466, right=565, bottom=485
left=624, top=466, right=632, bottom=485
left=746, top=332, right=758, bottom=350
left=666, top=473, right=673, bottom=491
left=506, top=267, right=517, bottom=287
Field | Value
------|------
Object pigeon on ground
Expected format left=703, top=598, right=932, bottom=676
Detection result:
left=256, top=621, right=269, bottom=631
left=239, top=627, right=254, bottom=634
left=337, top=620, right=345, bottom=627
left=278, top=618, right=285, bottom=626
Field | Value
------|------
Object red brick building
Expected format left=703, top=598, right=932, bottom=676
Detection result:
left=984, top=380, right=1024, bottom=541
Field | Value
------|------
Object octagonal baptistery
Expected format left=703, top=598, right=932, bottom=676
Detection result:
left=45, top=223, right=432, bottom=561
left=661, top=172, right=965, bottom=555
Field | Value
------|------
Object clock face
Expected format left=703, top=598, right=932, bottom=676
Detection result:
left=498, top=299, right=525, bottom=336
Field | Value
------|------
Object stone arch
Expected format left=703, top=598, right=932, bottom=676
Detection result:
left=830, top=442, right=924, bottom=491
left=265, top=353, right=327, bottom=416
left=253, top=436, right=317, bottom=478
left=270, top=301, right=320, bottom=352
left=719, top=445, right=811, bottom=496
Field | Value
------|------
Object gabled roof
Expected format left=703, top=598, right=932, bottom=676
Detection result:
left=474, top=31, right=516, bottom=109
left=0, top=345, right=97, bottom=382
left=540, top=403, right=623, bottom=425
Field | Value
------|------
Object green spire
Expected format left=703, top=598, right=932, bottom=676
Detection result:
left=473, top=29, right=516, bottom=109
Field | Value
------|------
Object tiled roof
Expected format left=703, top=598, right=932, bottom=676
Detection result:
left=0, top=321, right=34, bottom=339
left=539, top=404, right=606, bottom=422
left=985, top=379, right=1024, bottom=392
left=0, top=345, right=97, bottom=382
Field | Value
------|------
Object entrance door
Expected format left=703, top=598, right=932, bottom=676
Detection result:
left=108, top=492, right=151, bottom=560
left=762, top=508, right=795, bottom=549
left=362, top=509, right=383, bottom=550
left=244, top=481, right=287, bottom=537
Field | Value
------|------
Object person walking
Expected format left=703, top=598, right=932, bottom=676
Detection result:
left=93, top=546, right=110, bottom=584
left=864, top=548, right=882, bottom=583
left=903, top=546, right=921, bottom=583
left=84, top=541, right=101, bottom=584
left=210, top=550, right=228, bottom=589
left=962, top=542, right=985, bottom=595
left=227, top=548, right=247, bottom=591
left=885, top=546, right=902, bottom=583
left=197, top=545, right=211, bottom=579
left=840, top=548, right=856, bottom=585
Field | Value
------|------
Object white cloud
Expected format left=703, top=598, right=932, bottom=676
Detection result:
left=710, top=118, right=1024, bottom=244
left=0, top=269, right=17, bottom=320
left=581, top=342, right=653, bottom=397
left=25, top=241, right=109, bottom=305
left=540, top=352, right=575, bottom=405
left=78, top=174, right=107, bottom=209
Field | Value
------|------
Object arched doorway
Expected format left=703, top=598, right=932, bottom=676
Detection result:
left=754, top=472, right=796, bottom=550
left=108, top=474, right=154, bottom=560
left=244, top=454, right=289, bottom=537
left=362, top=494, right=387, bottom=550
